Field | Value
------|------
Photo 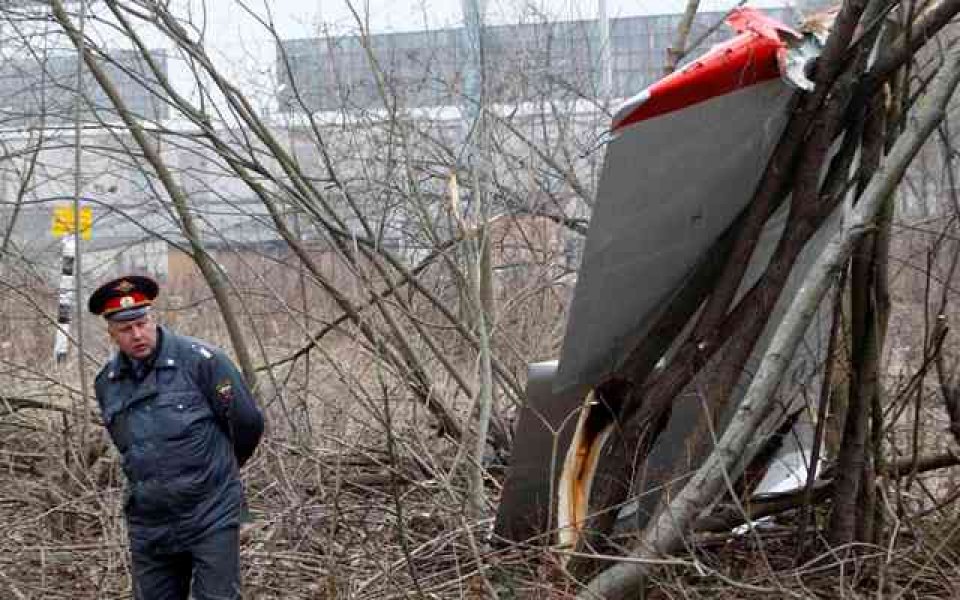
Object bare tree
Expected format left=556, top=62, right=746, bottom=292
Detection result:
left=2, top=1, right=960, bottom=598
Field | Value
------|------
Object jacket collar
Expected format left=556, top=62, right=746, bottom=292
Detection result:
left=153, top=326, right=180, bottom=369
left=107, top=325, right=179, bottom=380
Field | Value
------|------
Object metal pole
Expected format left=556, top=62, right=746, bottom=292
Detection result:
left=460, top=0, right=483, bottom=127
left=72, top=0, right=90, bottom=406
left=54, top=235, right=74, bottom=363
left=598, top=0, right=612, bottom=98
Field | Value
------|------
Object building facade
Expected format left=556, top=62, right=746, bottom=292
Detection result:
left=276, top=8, right=797, bottom=113
left=0, top=49, right=169, bottom=128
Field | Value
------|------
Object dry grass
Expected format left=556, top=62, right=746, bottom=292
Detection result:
left=0, top=213, right=959, bottom=598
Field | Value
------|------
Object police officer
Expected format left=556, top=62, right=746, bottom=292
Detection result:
left=89, top=275, right=264, bottom=600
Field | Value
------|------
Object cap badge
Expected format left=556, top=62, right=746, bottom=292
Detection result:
left=119, top=295, right=135, bottom=308
left=114, top=280, right=135, bottom=293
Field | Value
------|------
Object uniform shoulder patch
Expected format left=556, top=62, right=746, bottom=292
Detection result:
left=215, top=378, right=234, bottom=403
left=191, top=343, right=214, bottom=359
left=95, top=364, right=111, bottom=383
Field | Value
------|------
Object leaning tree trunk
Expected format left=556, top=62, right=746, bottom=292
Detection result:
left=828, top=85, right=889, bottom=547
left=50, top=0, right=259, bottom=388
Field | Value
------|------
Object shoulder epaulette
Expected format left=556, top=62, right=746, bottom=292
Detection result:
left=95, top=356, right=120, bottom=382
left=190, top=343, right=215, bottom=360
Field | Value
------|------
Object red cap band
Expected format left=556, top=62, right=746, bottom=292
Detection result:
left=101, top=291, right=151, bottom=317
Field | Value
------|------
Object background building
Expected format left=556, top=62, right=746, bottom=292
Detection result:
left=0, top=49, right=169, bottom=128
left=276, top=7, right=797, bottom=113
left=2, top=4, right=810, bottom=285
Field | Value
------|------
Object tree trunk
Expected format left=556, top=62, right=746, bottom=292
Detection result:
left=664, top=0, right=701, bottom=75
left=830, top=89, right=888, bottom=547
left=51, top=0, right=259, bottom=388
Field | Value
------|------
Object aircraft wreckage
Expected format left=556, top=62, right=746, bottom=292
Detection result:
left=495, top=7, right=838, bottom=550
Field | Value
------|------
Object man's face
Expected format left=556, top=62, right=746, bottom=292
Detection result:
left=108, top=313, right=158, bottom=360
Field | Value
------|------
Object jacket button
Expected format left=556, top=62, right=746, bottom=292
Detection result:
left=177, top=404, right=184, bottom=410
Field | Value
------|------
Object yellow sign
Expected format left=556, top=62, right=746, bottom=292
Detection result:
left=51, top=205, right=92, bottom=240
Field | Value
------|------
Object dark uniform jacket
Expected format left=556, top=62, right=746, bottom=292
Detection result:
left=95, top=326, right=264, bottom=554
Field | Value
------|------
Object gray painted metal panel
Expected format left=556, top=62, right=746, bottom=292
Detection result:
left=556, top=80, right=795, bottom=392
left=493, top=361, right=590, bottom=543
left=496, top=86, right=840, bottom=542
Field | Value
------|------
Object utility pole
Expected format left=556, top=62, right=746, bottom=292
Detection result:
left=72, top=0, right=91, bottom=444
left=461, top=0, right=484, bottom=132
left=598, top=0, right=612, bottom=98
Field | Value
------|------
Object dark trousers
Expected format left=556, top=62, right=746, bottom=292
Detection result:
left=132, top=526, right=241, bottom=600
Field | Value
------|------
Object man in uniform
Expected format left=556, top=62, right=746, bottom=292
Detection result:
left=89, top=275, right=264, bottom=600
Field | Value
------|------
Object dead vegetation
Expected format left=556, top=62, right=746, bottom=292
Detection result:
left=0, top=0, right=960, bottom=598
left=0, top=231, right=959, bottom=598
